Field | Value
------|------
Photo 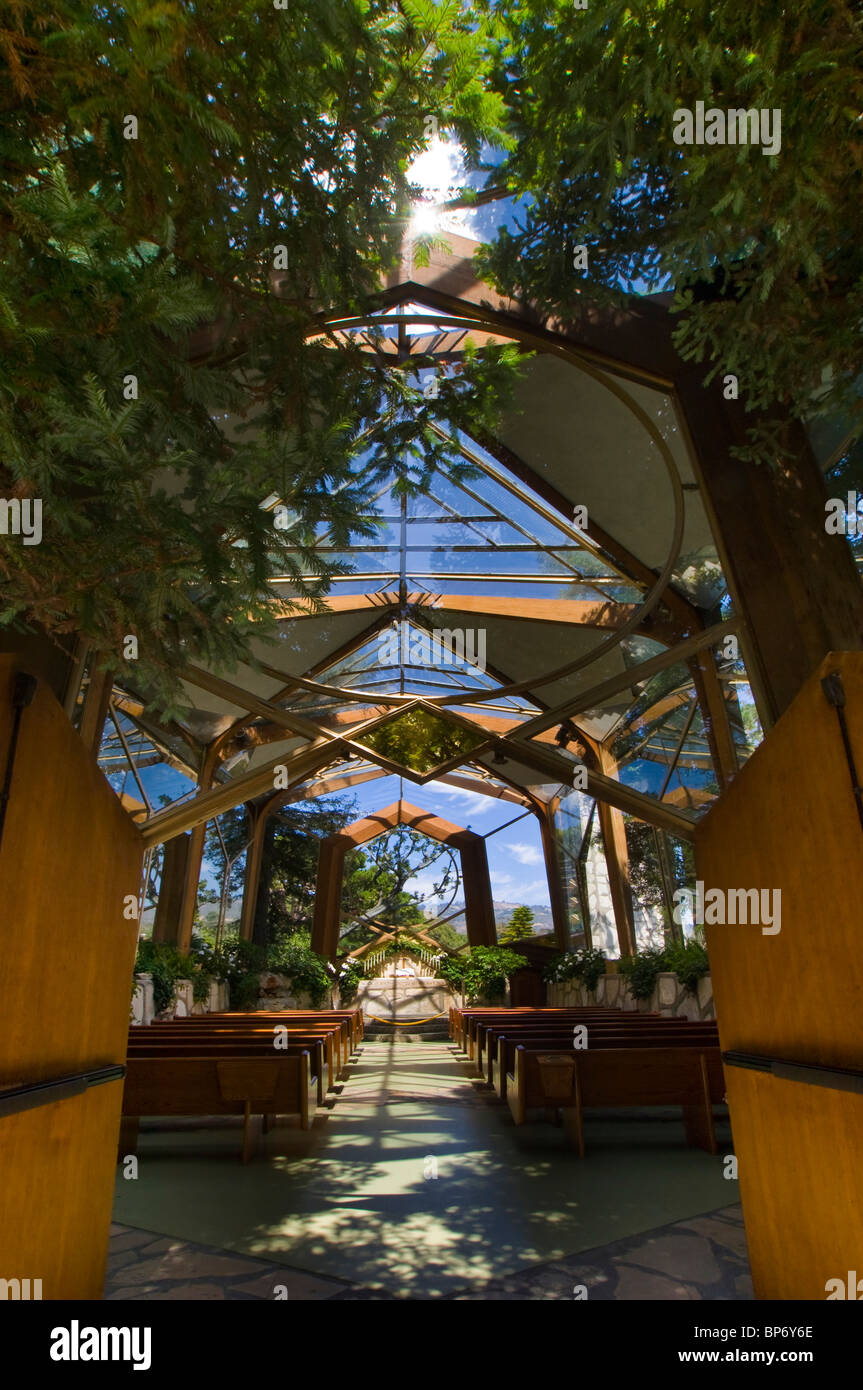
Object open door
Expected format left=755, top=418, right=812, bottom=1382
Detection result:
left=0, top=657, right=142, bottom=1299
left=696, top=651, right=863, bottom=1300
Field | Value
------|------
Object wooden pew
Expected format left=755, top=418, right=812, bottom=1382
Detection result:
left=492, top=1023, right=719, bottom=1097
left=506, top=1043, right=725, bottom=1156
left=196, top=1009, right=365, bottom=1049
left=451, top=1005, right=622, bottom=1050
left=138, top=1022, right=341, bottom=1092
left=173, top=1012, right=357, bottom=1070
left=121, top=1052, right=315, bottom=1163
left=472, top=1011, right=661, bottom=1074
left=128, top=1030, right=329, bottom=1103
left=457, top=1008, right=631, bottom=1060
left=466, top=1009, right=643, bottom=1064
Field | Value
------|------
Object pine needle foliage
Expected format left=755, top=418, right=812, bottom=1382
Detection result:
left=0, top=1, right=518, bottom=713
left=474, top=0, right=863, bottom=464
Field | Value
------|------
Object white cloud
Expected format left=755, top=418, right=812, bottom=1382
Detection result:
left=508, top=842, right=542, bottom=866
left=519, top=879, right=549, bottom=898
left=424, top=781, right=495, bottom=821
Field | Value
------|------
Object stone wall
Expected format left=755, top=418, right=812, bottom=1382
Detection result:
left=130, top=974, right=229, bottom=1023
left=547, top=971, right=715, bottom=1020
left=357, top=975, right=455, bottom=1022
left=256, top=972, right=331, bottom=1012
left=130, top=972, right=154, bottom=1025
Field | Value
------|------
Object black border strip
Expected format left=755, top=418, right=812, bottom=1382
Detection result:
left=0, top=1064, right=126, bottom=1118
left=723, top=1050, right=863, bottom=1095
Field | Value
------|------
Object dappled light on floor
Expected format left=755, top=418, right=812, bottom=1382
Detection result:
left=112, top=1040, right=741, bottom=1299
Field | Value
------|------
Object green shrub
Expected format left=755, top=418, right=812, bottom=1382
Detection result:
left=662, top=939, right=710, bottom=994
left=134, top=939, right=215, bottom=1014
left=617, top=947, right=668, bottom=1000
left=193, top=936, right=264, bottom=1011
left=437, top=953, right=466, bottom=988
left=438, top=945, right=525, bottom=1004
left=543, top=947, right=606, bottom=992
left=337, top=959, right=365, bottom=1004
left=265, top=930, right=330, bottom=1009
left=616, top=939, right=711, bottom=1000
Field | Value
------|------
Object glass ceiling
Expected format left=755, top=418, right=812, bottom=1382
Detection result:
left=95, top=292, right=763, bottom=844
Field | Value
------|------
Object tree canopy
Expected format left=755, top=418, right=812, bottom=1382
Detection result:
left=0, top=0, right=518, bottom=713
left=3, top=1, right=860, bottom=720
left=475, top=0, right=863, bottom=462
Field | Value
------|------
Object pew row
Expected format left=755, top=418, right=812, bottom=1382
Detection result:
left=507, top=1044, right=726, bottom=1156
left=490, top=1023, right=719, bottom=1096
left=128, top=1030, right=330, bottom=1103
left=472, top=1013, right=680, bottom=1079
left=136, top=1022, right=343, bottom=1092
left=453, top=1007, right=635, bottom=1060
left=121, top=1052, right=316, bottom=1164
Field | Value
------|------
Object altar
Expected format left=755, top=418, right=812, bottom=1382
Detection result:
left=355, top=956, right=454, bottom=1021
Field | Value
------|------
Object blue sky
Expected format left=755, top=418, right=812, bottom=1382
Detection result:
left=129, top=760, right=554, bottom=917
left=341, top=774, right=552, bottom=911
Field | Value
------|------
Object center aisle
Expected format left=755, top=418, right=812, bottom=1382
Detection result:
left=112, top=1038, right=739, bottom=1299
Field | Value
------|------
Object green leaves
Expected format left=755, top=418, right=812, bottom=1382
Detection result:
left=0, top=0, right=519, bottom=713
left=474, top=0, right=863, bottom=458
left=438, top=944, right=526, bottom=1003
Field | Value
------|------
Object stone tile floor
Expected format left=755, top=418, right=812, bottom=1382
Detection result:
left=104, top=1205, right=752, bottom=1302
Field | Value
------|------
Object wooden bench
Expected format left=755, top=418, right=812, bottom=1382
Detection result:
left=128, top=1029, right=330, bottom=1102
left=457, top=1008, right=633, bottom=1060
left=472, top=1011, right=670, bottom=1075
left=493, top=1023, right=719, bottom=1097
left=171, top=1012, right=357, bottom=1071
left=506, top=1043, right=725, bottom=1156
left=196, top=1009, right=365, bottom=1049
left=121, top=1052, right=315, bottom=1163
left=137, top=1022, right=342, bottom=1092
left=451, top=1005, right=625, bottom=1049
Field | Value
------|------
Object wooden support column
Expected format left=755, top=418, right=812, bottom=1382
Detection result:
left=175, top=741, right=222, bottom=954
left=312, top=835, right=350, bottom=960
left=239, top=803, right=269, bottom=943
left=152, top=834, right=191, bottom=944
left=596, top=750, right=637, bottom=958
left=78, top=659, right=112, bottom=759
left=690, top=649, right=739, bottom=792
left=540, top=799, right=570, bottom=950
left=676, top=375, right=863, bottom=724
left=459, top=836, right=497, bottom=948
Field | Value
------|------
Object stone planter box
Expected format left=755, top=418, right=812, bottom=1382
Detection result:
left=457, top=986, right=511, bottom=1008
left=130, top=972, right=154, bottom=1025
left=161, top=977, right=194, bottom=1019
left=547, top=971, right=714, bottom=1019
left=192, top=980, right=229, bottom=1015
left=132, top=973, right=230, bottom=1022
left=255, top=972, right=331, bottom=1012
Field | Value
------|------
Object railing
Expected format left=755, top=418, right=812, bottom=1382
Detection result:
left=0, top=1065, right=125, bottom=1118
left=722, top=1051, right=863, bottom=1096
left=362, top=946, right=445, bottom=978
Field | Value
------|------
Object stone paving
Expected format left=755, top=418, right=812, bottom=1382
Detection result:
left=104, top=1205, right=752, bottom=1301
left=107, top=1039, right=751, bottom=1301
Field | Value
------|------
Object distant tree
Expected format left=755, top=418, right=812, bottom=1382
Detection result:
left=426, top=921, right=467, bottom=953
left=500, top=904, right=535, bottom=942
